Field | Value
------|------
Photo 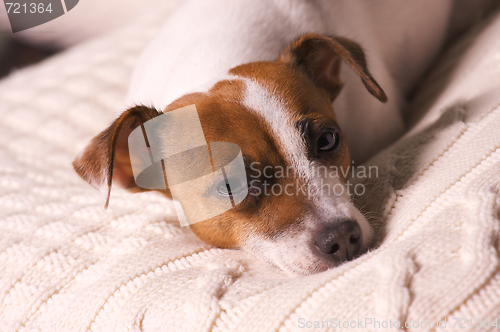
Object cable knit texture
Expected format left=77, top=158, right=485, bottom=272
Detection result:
left=1, top=6, right=499, bottom=332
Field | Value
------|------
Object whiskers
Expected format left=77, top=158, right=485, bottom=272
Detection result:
left=356, top=201, right=385, bottom=247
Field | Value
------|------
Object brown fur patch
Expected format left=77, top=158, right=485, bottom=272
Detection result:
left=162, top=78, right=311, bottom=247
left=165, top=61, right=351, bottom=247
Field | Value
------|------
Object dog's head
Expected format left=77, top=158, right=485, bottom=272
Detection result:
left=73, top=34, right=386, bottom=275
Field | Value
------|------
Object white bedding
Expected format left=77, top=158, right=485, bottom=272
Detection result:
left=0, top=5, right=499, bottom=332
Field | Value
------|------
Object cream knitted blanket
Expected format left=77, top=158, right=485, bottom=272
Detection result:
left=1, top=6, right=499, bottom=332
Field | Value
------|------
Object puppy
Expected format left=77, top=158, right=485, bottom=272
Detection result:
left=73, top=0, right=493, bottom=275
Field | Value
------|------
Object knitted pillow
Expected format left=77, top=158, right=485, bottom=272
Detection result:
left=0, top=6, right=499, bottom=332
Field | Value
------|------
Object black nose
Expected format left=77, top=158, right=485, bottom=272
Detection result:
left=315, top=220, right=362, bottom=262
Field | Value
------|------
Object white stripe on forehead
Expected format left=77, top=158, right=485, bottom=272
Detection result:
left=238, top=76, right=371, bottom=241
left=240, top=78, right=314, bottom=180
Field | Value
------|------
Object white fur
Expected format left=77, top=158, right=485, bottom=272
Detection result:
left=241, top=78, right=311, bottom=179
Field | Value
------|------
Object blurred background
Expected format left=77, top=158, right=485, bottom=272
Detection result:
left=0, top=0, right=182, bottom=80
left=0, top=0, right=497, bottom=84
left=0, top=34, right=56, bottom=79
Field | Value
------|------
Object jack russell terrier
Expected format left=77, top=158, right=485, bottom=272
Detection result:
left=73, top=0, right=496, bottom=275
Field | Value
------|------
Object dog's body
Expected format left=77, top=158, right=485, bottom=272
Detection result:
left=74, top=0, right=496, bottom=275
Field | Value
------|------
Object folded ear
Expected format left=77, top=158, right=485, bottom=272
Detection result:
left=73, top=106, right=161, bottom=208
left=278, top=33, right=387, bottom=102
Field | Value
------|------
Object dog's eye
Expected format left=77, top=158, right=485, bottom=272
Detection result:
left=317, top=130, right=339, bottom=152
left=216, top=177, right=247, bottom=196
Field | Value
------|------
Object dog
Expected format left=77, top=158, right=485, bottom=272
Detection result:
left=73, top=0, right=496, bottom=275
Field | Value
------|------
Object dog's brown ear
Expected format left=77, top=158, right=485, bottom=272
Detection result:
left=278, top=33, right=387, bottom=102
left=73, top=106, right=161, bottom=208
